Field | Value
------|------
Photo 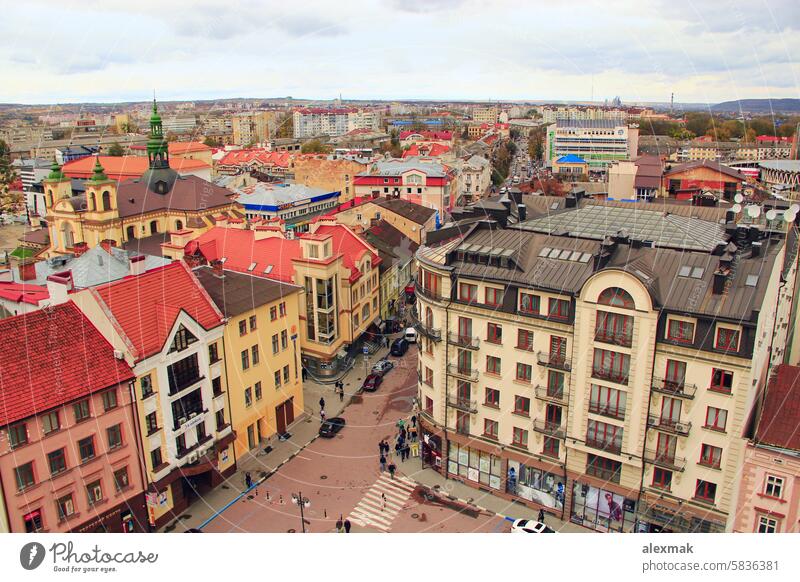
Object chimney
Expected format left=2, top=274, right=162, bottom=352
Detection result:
left=751, top=241, right=762, bottom=258
left=712, top=261, right=730, bottom=295
left=46, top=271, right=73, bottom=305
left=18, top=260, right=37, bottom=281
left=517, top=204, right=527, bottom=222
left=725, top=210, right=735, bottom=223
left=129, top=255, right=146, bottom=277
left=72, top=242, right=89, bottom=257
left=565, top=196, right=577, bottom=208
left=100, top=239, right=116, bottom=252
left=210, top=259, right=224, bottom=277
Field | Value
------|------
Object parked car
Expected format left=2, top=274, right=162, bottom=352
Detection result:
left=511, top=519, right=555, bottom=533
left=390, top=338, right=409, bottom=356
left=404, top=327, right=417, bottom=343
left=319, top=417, right=346, bottom=438
left=361, top=373, right=384, bottom=392
left=372, top=359, right=394, bottom=375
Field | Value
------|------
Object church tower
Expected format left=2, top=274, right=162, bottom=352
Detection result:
left=142, top=98, right=178, bottom=195
left=42, top=160, right=72, bottom=210
left=84, top=156, right=118, bottom=221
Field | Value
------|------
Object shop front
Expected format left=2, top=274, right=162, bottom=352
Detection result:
left=73, top=493, right=148, bottom=533
left=446, top=441, right=503, bottom=491
left=636, top=493, right=726, bottom=533
left=506, top=460, right=566, bottom=513
left=421, top=430, right=443, bottom=472
left=570, top=480, right=638, bottom=532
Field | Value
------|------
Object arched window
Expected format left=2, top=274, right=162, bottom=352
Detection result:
left=61, top=223, right=74, bottom=249
left=150, top=221, right=158, bottom=235
left=47, top=189, right=54, bottom=207
left=598, top=287, right=635, bottom=309
left=425, top=306, right=434, bottom=328
left=88, top=193, right=96, bottom=211
left=101, top=191, right=111, bottom=211
left=175, top=220, right=183, bottom=231
left=126, top=225, right=136, bottom=240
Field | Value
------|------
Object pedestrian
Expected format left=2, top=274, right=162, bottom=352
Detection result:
left=411, top=414, right=417, bottom=428
left=344, top=519, right=351, bottom=533
left=338, top=385, right=344, bottom=402
left=378, top=441, right=384, bottom=456
left=538, top=509, right=545, bottom=523
left=320, top=409, right=326, bottom=422
left=410, top=428, right=418, bottom=442
left=388, top=461, right=396, bottom=479
left=381, top=493, right=387, bottom=511
left=335, top=516, right=343, bottom=533
left=319, top=396, right=325, bottom=412
left=395, top=442, right=401, bottom=458
left=380, top=454, right=387, bottom=472
left=245, top=471, right=252, bottom=489
left=404, top=441, right=411, bottom=461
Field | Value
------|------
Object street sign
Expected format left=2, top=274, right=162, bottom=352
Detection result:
left=363, top=346, right=369, bottom=355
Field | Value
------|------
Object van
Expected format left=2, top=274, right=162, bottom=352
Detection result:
left=404, top=327, right=417, bottom=343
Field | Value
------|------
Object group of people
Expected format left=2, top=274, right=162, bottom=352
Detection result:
left=334, top=515, right=352, bottom=533
left=378, top=414, right=419, bottom=475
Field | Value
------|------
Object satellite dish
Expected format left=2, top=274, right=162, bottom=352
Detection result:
left=766, top=209, right=778, bottom=221
left=790, top=204, right=800, bottom=214
left=734, top=193, right=744, bottom=204
left=784, top=211, right=795, bottom=223
left=732, top=204, right=742, bottom=214
left=745, top=205, right=761, bottom=218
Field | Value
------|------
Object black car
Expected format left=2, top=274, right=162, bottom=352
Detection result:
left=362, top=373, right=384, bottom=392
left=390, top=338, right=409, bottom=356
left=319, top=417, right=346, bottom=438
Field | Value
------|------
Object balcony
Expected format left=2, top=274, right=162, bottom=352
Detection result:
left=168, top=373, right=204, bottom=397
left=591, top=368, right=629, bottom=385
left=447, top=364, right=478, bottom=381
left=447, top=395, right=477, bottom=413
left=447, top=332, right=480, bottom=350
left=416, top=285, right=442, bottom=302
left=594, top=330, right=633, bottom=348
left=647, top=414, right=692, bottom=436
left=651, top=378, right=697, bottom=399
left=585, top=437, right=622, bottom=455
left=410, top=309, right=442, bottom=341
left=533, top=420, right=565, bottom=439
left=537, top=351, right=571, bottom=372
left=534, top=385, right=569, bottom=405
left=643, top=449, right=686, bottom=472
left=586, top=465, right=621, bottom=484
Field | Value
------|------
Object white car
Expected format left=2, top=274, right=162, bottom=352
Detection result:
left=372, top=359, right=394, bottom=375
left=404, top=327, right=418, bottom=343
left=511, top=519, right=555, bottom=533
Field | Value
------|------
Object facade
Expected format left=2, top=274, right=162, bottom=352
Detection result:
left=552, top=155, right=589, bottom=180
left=448, top=155, right=491, bottom=206
left=607, top=156, right=663, bottom=201
left=13, top=158, right=52, bottom=217
left=539, top=106, right=629, bottom=124
left=545, top=120, right=639, bottom=170
left=215, top=149, right=292, bottom=178
left=72, top=262, right=235, bottom=529
left=290, top=156, right=369, bottom=203
left=232, top=111, right=281, bottom=145
left=472, top=107, right=500, bottom=124
left=293, top=108, right=380, bottom=138
left=354, top=158, right=455, bottom=215
left=363, top=220, right=418, bottom=321
left=662, top=160, right=746, bottom=202
left=415, top=201, right=797, bottom=533
left=325, top=196, right=437, bottom=245
left=0, top=302, right=148, bottom=533
left=236, top=182, right=340, bottom=232
left=194, top=266, right=304, bottom=459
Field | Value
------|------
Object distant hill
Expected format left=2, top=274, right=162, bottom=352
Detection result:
left=711, top=99, right=800, bottom=113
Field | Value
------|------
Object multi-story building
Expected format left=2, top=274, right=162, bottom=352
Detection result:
left=353, top=158, right=455, bottom=215
left=194, top=266, right=304, bottom=458
left=72, top=261, right=235, bottom=529
left=236, top=182, right=340, bottom=233
left=293, top=108, right=380, bottom=139
left=415, top=200, right=797, bottom=533
left=472, top=107, right=499, bottom=125
left=13, top=158, right=52, bottom=217
left=290, top=156, right=369, bottom=203
left=0, top=302, right=148, bottom=533
left=232, top=111, right=281, bottom=145
left=362, top=220, right=418, bottom=321
left=539, top=106, right=629, bottom=124
left=545, top=120, right=639, bottom=171
left=662, top=160, right=746, bottom=202
left=324, top=195, right=437, bottom=246
left=449, top=155, right=491, bottom=206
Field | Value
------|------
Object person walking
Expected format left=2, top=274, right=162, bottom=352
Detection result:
left=344, top=519, right=351, bottom=533
left=538, top=509, right=545, bottom=523
left=319, top=396, right=325, bottom=412
left=381, top=493, right=387, bottom=511
left=411, top=414, right=417, bottom=428
left=335, top=516, right=343, bottom=533
left=380, top=454, right=387, bottom=472
left=245, top=472, right=252, bottom=489
left=320, top=409, right=326, bottom=422
left=404, top=441, right=411, bottom=461
left=388, top=461, right=396, bottom=480
left=338, top=385, right=344, bottom=402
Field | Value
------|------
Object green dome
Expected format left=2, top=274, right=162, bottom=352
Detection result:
left=89, top=156, right=108, bottom=182
left=46, top=160, right=66, bottom=181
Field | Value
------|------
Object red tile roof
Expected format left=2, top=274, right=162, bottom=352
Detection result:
left=0, top=282, right=49, bottom=306
left=399, top=130, right=453, bottom=141
left=169, top=141, right=212, bottom=155
left=62, top=155, right=209, bottom=181
left=93, top=262, right=223, bottom=361
left=0, top=302, right=134, bottom=426
left=217, top=149, right=291, bottom=168
left=755, top=364, right=800, bottom=451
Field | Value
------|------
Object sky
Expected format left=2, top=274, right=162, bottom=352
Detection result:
left=0, top=0, right=798, bottom=105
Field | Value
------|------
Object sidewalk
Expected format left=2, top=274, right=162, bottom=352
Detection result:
left=162, top=348, right=391, bottom=532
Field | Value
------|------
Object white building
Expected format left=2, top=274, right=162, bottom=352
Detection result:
left=293, top=108, right=380, bottom=138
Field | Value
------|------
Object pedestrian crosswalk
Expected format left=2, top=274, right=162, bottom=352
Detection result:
left=347, top=473, right=416, bottom=532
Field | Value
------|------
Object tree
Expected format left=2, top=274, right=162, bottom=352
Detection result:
left=684, top=112, right=713, bottom=137
left=203, top=136, right=220, bottom=147
left=0, top=139, right=16, bottom=197
left=300, top=139, right=331, bottom=154
left=107, top=142, right=125, bottom=156
left=275, top=113, right=294, bottom=139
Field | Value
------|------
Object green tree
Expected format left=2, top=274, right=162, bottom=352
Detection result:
left=684, top=112, right=713, bottom=137
left=107, top=141, right=125, bottom=156
left=300, top=139, right=331, bottom=154
left=0, top=139, right=16, bottom=197
left=203, top=136, right=220, bottom=147
left=275, top=113, right=294, bottom=139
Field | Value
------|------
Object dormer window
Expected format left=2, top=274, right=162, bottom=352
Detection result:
left=169, top=325, right=198, bottom=353
left=155, top=180, right=168, bottom=194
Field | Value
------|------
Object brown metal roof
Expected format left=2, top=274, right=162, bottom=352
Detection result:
left=193, top=266, right=301, bottom=318
left=116, top=174, right=235, bottom=219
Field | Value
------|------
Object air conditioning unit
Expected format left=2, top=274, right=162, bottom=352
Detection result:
left=188, top=452, right=199, bottom=463
left=189, top=412, right=197, bottom=419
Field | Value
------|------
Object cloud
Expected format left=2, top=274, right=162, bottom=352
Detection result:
left=388, top=0, right=466, bottom=14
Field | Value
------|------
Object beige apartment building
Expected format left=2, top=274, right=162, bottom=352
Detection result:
left=415, top=202, right=797, bottom=533
left=232, top=111, right=281, bottom=145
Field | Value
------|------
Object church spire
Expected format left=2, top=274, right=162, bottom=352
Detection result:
left=89, top=155, right=108, bottom=182
left=147, top=96, right=169, bottom=170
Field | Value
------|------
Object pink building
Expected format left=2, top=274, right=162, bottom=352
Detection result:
left=735, top=365, right=800, bottom=533
left=0, top=302, right=148, bottom=533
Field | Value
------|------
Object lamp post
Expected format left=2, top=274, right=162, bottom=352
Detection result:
left=291, top=492, right=310, bottom=533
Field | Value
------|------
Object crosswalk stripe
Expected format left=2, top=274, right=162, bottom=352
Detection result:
left=349, top=511, right=390, bottom=531
left=346, top=473, right=416, bottom=532
left=379, top=480, right=415, bottom=497
left=353, top=507, right=394, bottom=527
left=377, top=475, right=415, bottom=493
left=362, top=495, right=402, bottom=514
left=370, top=484, right=409, bottom=503
left=357, top=497, right=399, bottom=518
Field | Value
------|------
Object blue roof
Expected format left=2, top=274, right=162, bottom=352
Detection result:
left=556, top=154, right=587, bottom=164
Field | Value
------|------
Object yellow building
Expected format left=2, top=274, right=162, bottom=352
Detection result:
left=232, top=111, right=281, bottom=145
left=290, top=156, right=369, bottom=203
left=194, top=265, right=304, bottom=458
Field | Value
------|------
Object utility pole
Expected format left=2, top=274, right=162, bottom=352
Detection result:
left=292, top=491, right=310, bottom=533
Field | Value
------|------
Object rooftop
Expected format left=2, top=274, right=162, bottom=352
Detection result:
left=62, top=155, right=209, bottom=181
left=193, top=266, right=301, bottom=318
left=373, top=197, right=437, bottom=225
left=236, top=182, right=335, bottom=207
left=755, top=364, right=800, bottom=452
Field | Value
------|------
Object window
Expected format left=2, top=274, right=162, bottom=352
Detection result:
left=167, top=353, right=201, bottom=394
left=457, top=317, right=472, bottom=341
left=595, top=311, right=633, bottom=346
left=485, top=387, right=500, bottom=407
left=281, top=330, right=288, bottom=349
left=42, top=411, right=60, bottom=434
left=8, top=423, right=27, bottom=449
left=425, top=397, right=434, bottom=416
left=239, top=320, right=248, bottom=336
left=57, top=493, right=75, bottom=521
left=216, top=410, right=226, bottom=431
left=586, top=454, right=621, bottom=483
left=764, top=475, right=784, bottom=499
left=272, top=334, right=279, bottom=354
left=548, top=298, right=570, bottom=320
left=424, top=367, right=434, bottom=387
left=176, top=434, right=187, bottom=455
left=586, top=419, right=623, bottom=454
left=48, top=448, right=67, bottom=476
left=114, top=467, right=130, bottom=492
left=667, top=319, right=694, bottom=343
left=279, top=302, right=287, bottom=317
left=151, top=448, right=163, bottom=469
left=486, top=356, right=501, bottom=375
left=86, top=480, right=103, bottom=505
left=598, top=287, right=634, bottom=309
left=512, top=427, right=528, bottom=448
left=78, top=436, right=96, bottom=463
left=255, top=381, right=262, bottom=401
left=145, top=412, right=158, bottom=435
left=487, top=323, right=502, bottom=344
left=24, top=509, right=43, bottom=532
left=283, top=366, right=290, bottom=383
left=710, top=368, right=733, bottom=394
left=485, top=287, right=504, bottom=306
left=715, top=327, right=740, bottom=351
left=705, top=406, right=728, bottom=432
left=592, top=348, right=629, bottom=384
left=107, top=424, right=123, bottom=450
left=652, top=467, right=672, bottom=489
left=699, top=444, right=722, bottom=469
left=249, top=315, right=257, bottom=331
left=241, top=349, right=250, bottom=370
left=212, top=376, right=222, bottom=396
left=15, top=462, right=35, bottom=490
left=74, top=399, right=91, bottom=422
left=589, top=384, right=627, bottom=420
left=514, top=395, right=530, bottom=416
left=542, top=436, right=560, bottom=458
left=245, top=387, right=253, bottom=407
left=694, top=479, right=717, bottom=503
left=483, top=418, right=498, bottom=439
left=169, top=325, right=198, bottom=353
left=547, top=371, right=565, bottom=398
left=459, top=282, right=477, bottom=302
left=101, top=389, right=117, bottom=411
left=516, top=362, right=532, bottom=383
left=270, top=306, right=277, bottom=321
left=664, top=359, right=686, bottom=389
left=519, top=292, right=540, bottom=314
left=274, top=371, right=281, bottom=388
left=757, top=515, right=778, bottom=533
left=141, top=375, right=153, bottom=398
left=517, top=329, right=534, bottom=351
left=251, top=345, right=260, bottom=365
left=456, top=349, right=471, bottom=374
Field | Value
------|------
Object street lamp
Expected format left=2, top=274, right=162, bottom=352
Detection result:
left=291, top=492, right=311, bottom=533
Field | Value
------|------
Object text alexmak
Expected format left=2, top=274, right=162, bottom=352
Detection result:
left=642, top=543, right=694, bottom=554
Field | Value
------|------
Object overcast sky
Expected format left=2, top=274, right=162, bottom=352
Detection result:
left=1, top=0, right=798, bottom=105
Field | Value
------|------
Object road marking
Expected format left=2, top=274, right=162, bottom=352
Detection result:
left=346, top=473, right=416, bottom=532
